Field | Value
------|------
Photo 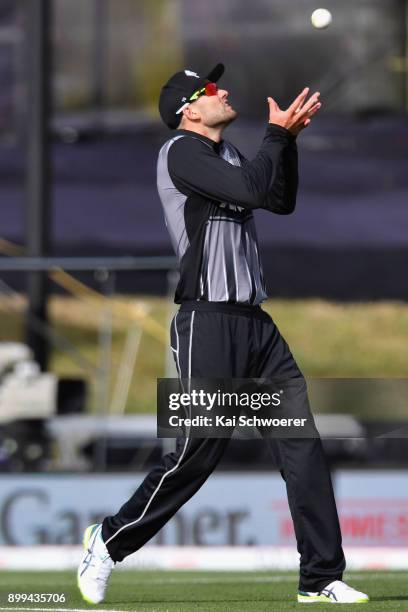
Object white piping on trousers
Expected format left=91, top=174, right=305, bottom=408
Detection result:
left=104, top=311, right=195, bottom=547
left=173, top=312, right=181, bottom=378
left=188, top=310, right=195, bottom=379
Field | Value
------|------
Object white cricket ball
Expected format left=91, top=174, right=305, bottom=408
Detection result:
left=311, top=8, right=332, bottom=29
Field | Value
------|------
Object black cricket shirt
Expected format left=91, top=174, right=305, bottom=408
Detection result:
left=156, top=124, right=298, bottom=305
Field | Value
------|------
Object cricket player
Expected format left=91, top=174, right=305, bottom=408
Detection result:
left=78, top=63, right=369, bottom=605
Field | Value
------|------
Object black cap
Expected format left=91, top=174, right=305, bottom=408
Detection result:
left=159, top=63, right=225, bottom=129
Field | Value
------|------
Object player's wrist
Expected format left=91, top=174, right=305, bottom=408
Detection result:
left=267, top=123, right=297, bottom=141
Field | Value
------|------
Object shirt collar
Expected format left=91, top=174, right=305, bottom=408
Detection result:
left=175, top=128, right=222, bottom=151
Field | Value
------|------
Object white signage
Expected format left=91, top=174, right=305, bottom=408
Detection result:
left=1, top=471, right=408, bottom=547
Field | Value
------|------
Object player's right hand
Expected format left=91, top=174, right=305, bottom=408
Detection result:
left=267, top=88, right=322, bottom=136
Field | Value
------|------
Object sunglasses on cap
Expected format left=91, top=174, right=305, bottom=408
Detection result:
left=175, top=82, right=219, bottom=115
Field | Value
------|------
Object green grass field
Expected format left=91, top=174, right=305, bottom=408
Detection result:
left=0, top=571, right=407, bottom=611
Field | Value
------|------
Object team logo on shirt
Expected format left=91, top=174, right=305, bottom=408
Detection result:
left=220, top=202, right=245, bottom=213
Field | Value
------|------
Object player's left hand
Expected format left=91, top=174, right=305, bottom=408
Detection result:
left=290, top=94, right=322, bottom=135
left=268, top=91, right=322, bottom=136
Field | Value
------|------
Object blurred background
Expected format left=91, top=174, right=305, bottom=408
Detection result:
left=0, top=0, right=407, bottom=571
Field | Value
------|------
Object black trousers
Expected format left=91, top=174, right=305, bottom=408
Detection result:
left=102, top=301, right=345, bottom=592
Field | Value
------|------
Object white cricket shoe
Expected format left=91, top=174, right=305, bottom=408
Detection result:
left=77, top=523, right=114, bottom=604
left=298, top=580, right=369, bottom=604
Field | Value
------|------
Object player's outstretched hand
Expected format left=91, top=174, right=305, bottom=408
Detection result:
left=268, top=88, right=322, bottom=136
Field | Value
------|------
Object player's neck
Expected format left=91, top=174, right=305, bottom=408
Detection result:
left=178, top=122, right=224, bottom=143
